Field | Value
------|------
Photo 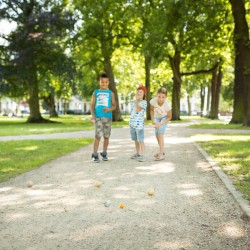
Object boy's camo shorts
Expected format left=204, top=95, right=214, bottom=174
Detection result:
left=95, top=118, right=112, bottom=138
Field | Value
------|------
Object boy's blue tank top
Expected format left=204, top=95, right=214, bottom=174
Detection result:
left=94, top=89, right=112, bottom=118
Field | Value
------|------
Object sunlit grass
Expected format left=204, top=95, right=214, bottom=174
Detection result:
left=189, top=120, right=250, bottom=130
left=0, top=114, right=155, bottom=136
left=0, top=138, right=93, bottom=182
left=192, top=134, right=250, bottom=201
left=0, top=115, right=93, bottom=136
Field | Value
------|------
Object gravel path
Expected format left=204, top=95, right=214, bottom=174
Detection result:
left=0, top=123, right=249, bottom=250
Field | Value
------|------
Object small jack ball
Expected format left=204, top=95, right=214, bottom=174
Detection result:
left=95, top=181, right=102, bottom=188
left=27, top=181, right=34, bottom=187
left=147, top=188, right=155, bottom=196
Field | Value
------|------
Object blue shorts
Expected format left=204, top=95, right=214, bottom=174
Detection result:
left=130, top=127, right=144, bottom=142
left=154, top=116, right=168, bottom=135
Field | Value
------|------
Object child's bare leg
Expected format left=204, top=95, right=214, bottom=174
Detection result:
left=157, top=134, right=165, bottom=156
left=154, top=135, right=160, bottom=156
left=139, top=141, right=145, bottom=156
left=135, top=141, right=140, bottom=154
left=93, top=137, right=101, bottom=153
left=103, top=137, right=109, bottom=153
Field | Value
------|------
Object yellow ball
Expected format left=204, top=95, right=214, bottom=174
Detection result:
left=27, top=181, right=34, bottom=188
left=147, top=188, right=155, bottom=196
left=95, top=181, right=102, bottom=188
left=119, top=203, right=124, bottom=209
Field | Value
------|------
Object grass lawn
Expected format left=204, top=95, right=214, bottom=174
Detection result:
left=0, top=138, right=93, bottom=182
left=0, top=115, right=130, bottom=136
left=1, top=114, right=249, bottom=203
left=189, top=120, right=250, bottom=130
left=0, top=115, right=94, bottom=136
left=192, top=134, right=250, bottom=202
left=0, top=114, right=153, bottom=136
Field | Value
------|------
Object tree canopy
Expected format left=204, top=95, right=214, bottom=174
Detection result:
left=0, top=0, right=249, bottom=126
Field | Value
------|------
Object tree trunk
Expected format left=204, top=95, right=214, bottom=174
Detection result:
left=145, top=55, right=152, bottom=120
left=187, top=94, right=191, bottom=116
left=50, top=104, right=57, bottom=117
left=43, top=93, right=58, bottom=117
left=229, top=0, right=250, bottom=126
left=169, top=51, right=181, bottom=120
left=230, top=49, right=245, bottom=123
left=209, top=67, right=222, bottom=119
left=200, top=85, right=205, bottom=117
left=104, top=58, right=122, bottom=121
left=27, top=80, right=47, bottom=123
left=215, top=67, right=222, bottom=116
left=244, top=74, right=250, bottom=126
left=206, top=85, right=211, bottom=116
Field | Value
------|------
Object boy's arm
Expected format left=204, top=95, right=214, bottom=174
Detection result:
left=111, top=92, right=116, bottom=111
left=90, top=93, right=96, bottom=122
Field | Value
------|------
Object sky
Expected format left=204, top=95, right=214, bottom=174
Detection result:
left=0, top=20, right=17, bottom=45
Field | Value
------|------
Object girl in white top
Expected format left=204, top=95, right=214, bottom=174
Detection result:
left=150, top=87, right=172, bottom=161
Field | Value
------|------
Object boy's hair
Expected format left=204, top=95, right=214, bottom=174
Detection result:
left=99, top=72, right=109, bottom=80
left=157, top=87, right=167, bottom=95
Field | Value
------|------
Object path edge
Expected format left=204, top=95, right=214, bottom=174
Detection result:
left=194, top=142, right=250, bottom=218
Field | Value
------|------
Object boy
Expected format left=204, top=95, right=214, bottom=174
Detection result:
left=130, top=85, right=147, bottom=162
left=90, top=73, right=116, bottom=163
left=150, top=87, right=172, bottom=161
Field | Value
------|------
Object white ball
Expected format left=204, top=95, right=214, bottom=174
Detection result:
left=27, top=181, right=34, bottom=187
left=104, top=200, right=111, bottom=207
left=147, top=188, right=155, bottom=196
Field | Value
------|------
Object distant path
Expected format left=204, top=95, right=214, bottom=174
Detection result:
left=0, top=121, right=249, bottom=142
left=0, top=123, right=249, bottom=249
left=0, top=130, right=94, bottom=141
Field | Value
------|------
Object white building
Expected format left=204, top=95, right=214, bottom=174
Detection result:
left=0, top=97, right=18, bottom=115
left=55, top=96, right=91, bottom=114
left=180, top=92, right=201, bottom=116
left=1, top=92, right=203, bottom=117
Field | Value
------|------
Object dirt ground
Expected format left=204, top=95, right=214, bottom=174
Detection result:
left=0, top=123, right=249, bottom=250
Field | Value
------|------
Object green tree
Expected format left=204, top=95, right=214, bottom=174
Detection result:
left=161, top=0, right=229, bottom=120
left=130, top=1, right=162, bottom=119
left=73, top=0, right=132, bottom=121
left=0, top=0, right=75, bottom=122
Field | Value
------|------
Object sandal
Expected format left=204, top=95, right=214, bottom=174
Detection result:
left=154, top=155, right=165, bottom=161
left=154, top=153, right=165, bottom=158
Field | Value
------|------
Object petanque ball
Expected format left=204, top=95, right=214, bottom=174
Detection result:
left=95, top=181, right=102, bottom=188
left=147, top=188, right=155, bottom=196
left=104, top=200, right=111, bottom=207
left=27, top=181, right=34, bottom=187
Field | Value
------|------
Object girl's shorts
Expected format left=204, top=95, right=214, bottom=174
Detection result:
left=130, top=127, right=144, bottom=142
left=154, top=116, right=168, bottom=135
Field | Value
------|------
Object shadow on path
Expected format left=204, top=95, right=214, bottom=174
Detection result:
left=0, top=123, right=249, bottom=249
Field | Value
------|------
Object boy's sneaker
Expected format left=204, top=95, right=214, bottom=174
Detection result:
left=100, top=152, right=108, bottom=161
left=92, top=153, right=100, bottom=163
left=131, top=153, right=140, bottom=159
left=138, top=155, right=146, bottom=162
